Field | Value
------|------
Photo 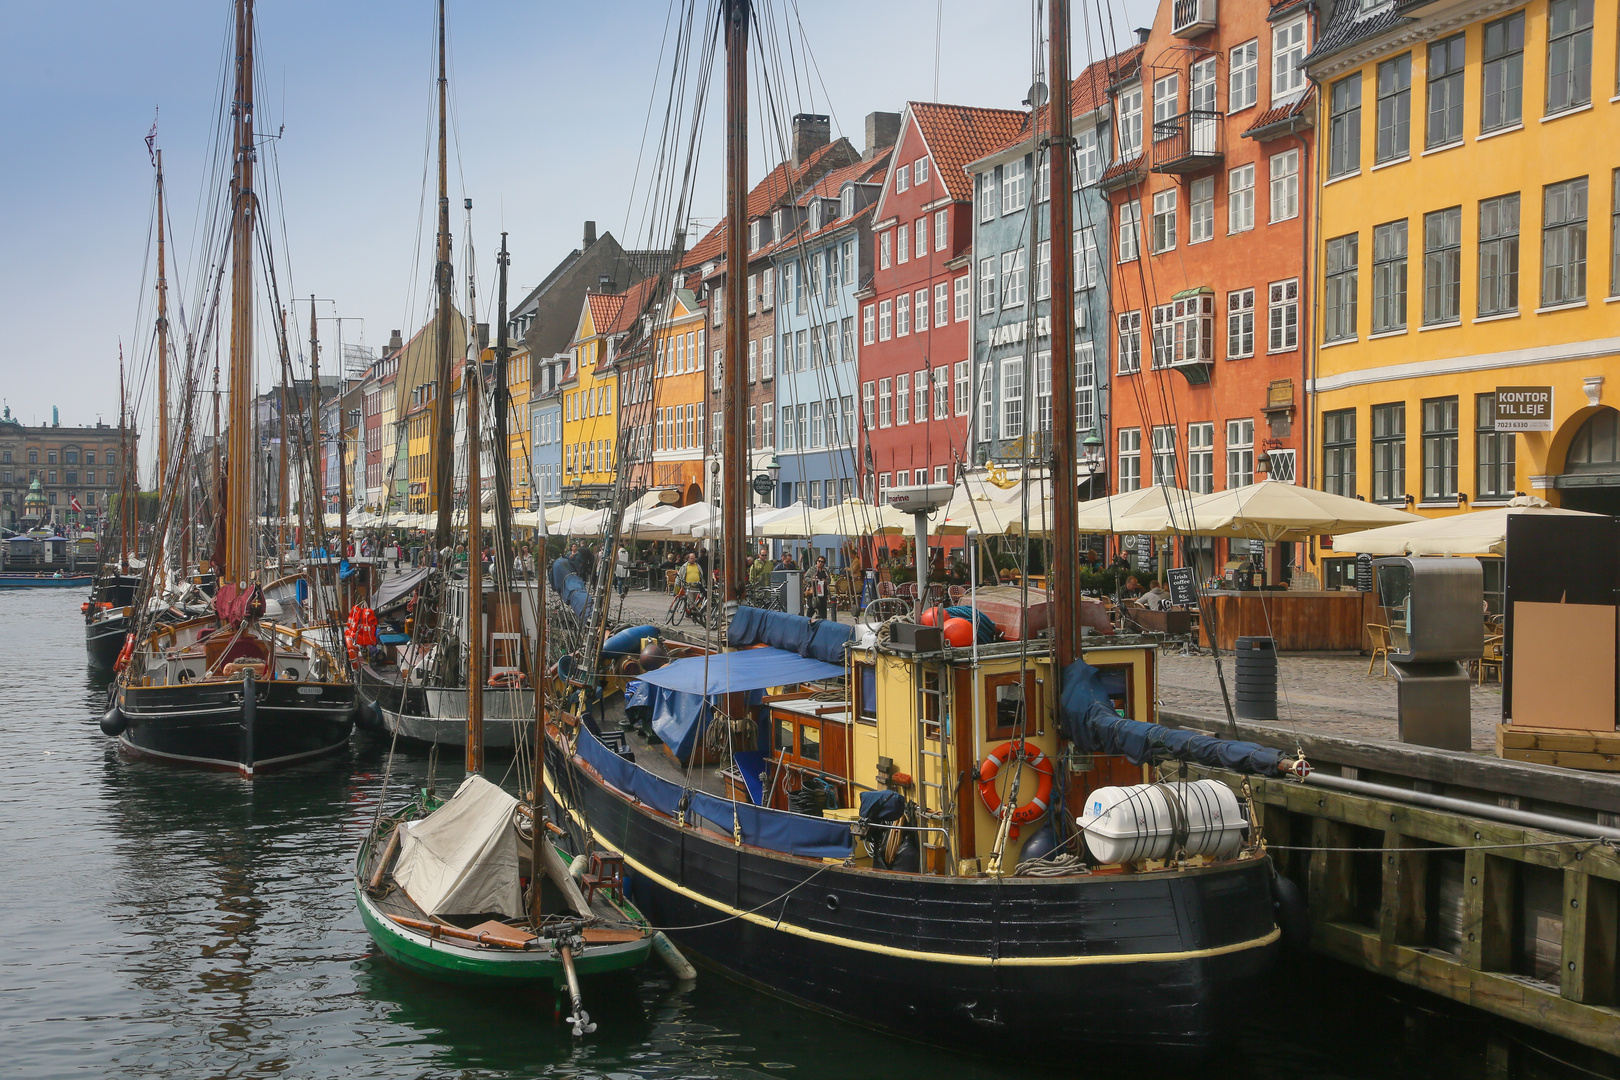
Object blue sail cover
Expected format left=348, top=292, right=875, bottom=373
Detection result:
left=1058, top=658, right=1289, bottom=776
left=633, top=647, right=842, bottom=762
left=727, top=606, right=853, bottom=664
left=574, top=725, right=852, bottom=858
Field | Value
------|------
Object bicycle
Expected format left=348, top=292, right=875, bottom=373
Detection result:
left=666, top=583, right=713, bottom=627
left=743, top=580, right=785, bottom=612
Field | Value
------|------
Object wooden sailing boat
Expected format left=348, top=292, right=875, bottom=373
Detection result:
left=538, top=0, right=1306, bottom=1056
left=86, top=336, right=146, bottom=666
left=101, top=0, right=357, bottom=776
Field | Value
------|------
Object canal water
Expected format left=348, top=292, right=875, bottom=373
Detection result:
left=1, top=589, right=1610, bottom=1080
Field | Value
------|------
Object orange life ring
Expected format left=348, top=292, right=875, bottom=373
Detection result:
left=114, top=633, right=135, bottom=674
left=487, top=671, right=527, bottom=689
left=977, top=740, right=1054, bottom=826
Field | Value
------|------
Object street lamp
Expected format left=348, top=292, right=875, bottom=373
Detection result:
left=1081, top=430, right=1104, bottom=497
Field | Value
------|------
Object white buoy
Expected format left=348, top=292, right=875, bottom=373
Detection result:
left=652, top=931, right=697, bottom=981
left=1078, top=779, right=1248, bottom=863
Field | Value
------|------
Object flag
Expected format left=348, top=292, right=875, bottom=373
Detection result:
left=70, top=496, right=82, bottom=513
left=145, top=111, right=158, bottom=166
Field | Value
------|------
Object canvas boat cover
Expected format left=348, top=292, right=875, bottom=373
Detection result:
left=392, top=774, right=522, bottom=918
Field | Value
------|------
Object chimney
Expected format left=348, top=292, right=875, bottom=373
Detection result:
left=388, top=329, right=403, bottom=354
left=791, top=113, right=831, bottom=170
left=598, top=273, right=616, bottom=293
left=1135, top=26, right=1151, bottom=44
left=583, top=220, right=597, bottom=248
left=863, top=111, right=901, bottom=161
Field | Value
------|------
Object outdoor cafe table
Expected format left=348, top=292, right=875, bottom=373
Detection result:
left=1199, top=589, right=1376, bottom=652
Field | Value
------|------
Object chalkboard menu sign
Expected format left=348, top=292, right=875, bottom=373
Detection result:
left=1355, top=552, right=1374, bottom=592
left=1248, top=538, right=1266, bottom=558
left=1167, top=566, right=1196, bottom=607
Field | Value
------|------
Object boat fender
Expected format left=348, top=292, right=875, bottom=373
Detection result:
left=652, top=931, right=697, bottom=981
left=113, top=633, right=135, bottom=674
left=1271, top=872, right=1311, bottom=952
left=569, top=854, right=589, bottom=881
left=100, top=702, right=127, bottom=737
left=1018, top=822, right=1060, bottom=862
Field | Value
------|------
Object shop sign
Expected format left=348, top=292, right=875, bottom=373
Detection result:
left=987, top=315, right=1051, bottom=348
left=1495, top=386, right=1553, bottom=431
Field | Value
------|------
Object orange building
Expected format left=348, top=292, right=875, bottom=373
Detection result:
left=1105, top=1, right=1318, bottom=578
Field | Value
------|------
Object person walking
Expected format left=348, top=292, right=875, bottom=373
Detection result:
left=614, top=545, right=630, bottom=598
left=807, top=555, right=831, bottom=620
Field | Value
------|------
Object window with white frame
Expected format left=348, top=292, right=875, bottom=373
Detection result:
left=934, top=465, right=950, bottom=485
left=915, top=217, right=927, bottom=259
left=1037, top=158, right=1050, bottom=202
left=896, top=293, right=911, bottom=336
left=1118, top=428, right=1142, bottom=492
left=827, top=246, right=841, bottom=297
left=1119, top=201, right=1141, bottom=262
left=1075, top=226, right=1100, bottom=289
left=1226, top=418, right=1254, bottom=487
left=896, top=161, right=910, bottom=193
left=879, top=299, right=892, bottom=340
left=1229, top=163, right=1255, bottom=233
left=1151, top=425, right=1177, bottom=486
left=1001, top=358, right=1024, bottom=438
left=842, top=316, right=855, bottom=362
left=1153, top=74, right=1180, bottom=129
left=915, top=288, right=928, bottom=331
left=1002, top=249, right=1027, bottom=307
left=1151, top=188, right=1177, bottom=252
left=1035, top=240, right=1051, bottom=299
left=1230, top=39, right=1259, bottom=111
left=842, top=239, right=854, bottom=284
left=761, top=267, right=774, bottom=309
left=879, top=378, right=892, bottom=427
left=863, top=304, right=875, bottom=345
left=1075, top=341, right=1097, bottom=434
left=934, top=209, right=948, bottom=251
left=955, top=360, right=971, bottom=416
left=1117, top=84, right=1143, bottom=159
left=796, top=329, right=809, bottom=371
left=897, top=223, right=909, bottom=264
left=841, top=396, right=854, bottom=445
left=1003, top=160, right=1027, bottom=214
left=862, top=381, right=876, bottom=428
left=1151, top=304, right=1176, bottom=368
left=914, top=369, right=928, bottom=421
left=1187, top=422, right=1214, bottom=493
left=762, top=333, right=775, bottom=379
left=1035, top=351, right=1053, bottom=431
left=1189, top=177, right=1214, bottom=244
left=933, top=365, right=949, bottom=419
left=978, top=360, right=995, bottom=441
left=1272, top=18, right=1308, bottom=103
left=1075, top=127, right=1101, bottom=185
left=979, top=172, right=996, bottom=223
left=1227, top=288, right=1255, bottom=358
left=1269, top=150, right=1299, bottom=222
left=880, top=231, right=892, bottom=269
left=748, top=273, right=759, bottom=314
left=781, top=405, right=796, bottom=448
left=934, top=281, right=949, bottom=327
left=896, top=373, right=910, bottom=424
left=1268, top=279, right=1299, bottom=351
left=915, top=157, right=928, bottom=184
left=979, top=258, right=996, bottom=314
left=810, top=402, right=824, bottom=448
left=954, top=275, right=970, bottom=321
left=1175, top=292, right=1216, bottom=362
left=1117, top=311, right=1142, bottom=374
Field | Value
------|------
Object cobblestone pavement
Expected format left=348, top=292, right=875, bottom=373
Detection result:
left=1156, top=650, right=1504, bottom=754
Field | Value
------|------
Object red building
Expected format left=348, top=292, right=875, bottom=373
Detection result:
left=859, top=103, right=1025, bottom=502
left=1104, top=1, right=1316, bottom=578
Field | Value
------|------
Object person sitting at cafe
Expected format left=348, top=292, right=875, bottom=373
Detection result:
left=1123, top=574, right=1144, bottom=599
left=1139, top=579, right=1170, bottom=610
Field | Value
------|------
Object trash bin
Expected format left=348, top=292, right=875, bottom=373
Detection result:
left=1233, top=636, right=1277, bottom=721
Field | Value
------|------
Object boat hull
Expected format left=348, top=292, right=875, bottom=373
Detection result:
left=550, top=740, right=1279, bottom=1057
left=1, top=574, right=93, bottom=589
left=117, top=678, right=355, bottom=776
left=357, top=664, right=532, bottom=749
left=86, top=613, right=130, bottom=669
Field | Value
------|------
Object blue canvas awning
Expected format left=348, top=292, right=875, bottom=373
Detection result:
left=636, top=647, right=843, bottom=697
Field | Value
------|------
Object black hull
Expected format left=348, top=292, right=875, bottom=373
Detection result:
left=85, top=615, right=130, bottom=669
left=549, top=740, right=1279, bottom=1057
left=118, top=679, right=355, bottom=777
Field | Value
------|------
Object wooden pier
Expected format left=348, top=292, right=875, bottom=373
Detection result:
left=1167, top=710, right=1620, bottom=1056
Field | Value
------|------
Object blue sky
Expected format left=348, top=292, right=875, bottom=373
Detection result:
left=0, top=0, right=1150, bottom=449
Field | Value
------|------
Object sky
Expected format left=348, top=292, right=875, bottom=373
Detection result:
left=0, top=0, right=1151, bottom=447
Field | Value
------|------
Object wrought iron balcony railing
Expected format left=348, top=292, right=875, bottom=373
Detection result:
left=1151, top=109, right=1223, bottom=175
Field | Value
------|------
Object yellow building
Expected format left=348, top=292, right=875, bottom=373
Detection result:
left=503, top=341, right=532, bottom=509
left=405, top=387, right=435, bottom=514
left=647, top=286, right=709, bottom=500
left=560, top=292, right=626, bottom=502
left=1307, top=0, right=1619, bottom=569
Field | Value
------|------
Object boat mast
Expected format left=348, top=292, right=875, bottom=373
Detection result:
left=493, top=232, right=513, bottom=548
left=720, top=0, right=750, bottom=606
left=155, top=149, right=170, bottom=512
left=1045, top=0, right=1082, bottom=667
left=222, top=0, right=257, bottom=591
left=118, top=351, right=129, bottom=572
left=308, top=298, right=327, bottom=561
left=466, top=325, right=484, bottom=775
left=430, top=0, right=454, bottom=555
left=277, top=316, right=289, bottom=562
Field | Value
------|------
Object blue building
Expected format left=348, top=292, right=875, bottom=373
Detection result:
left=528, top=352, right=567, bottom=508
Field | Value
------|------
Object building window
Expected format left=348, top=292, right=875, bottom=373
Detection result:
left=1228, top=164, right=1255, bottom=233
left=1478, top=193, right=1520, bottom=316
left=1117, top=311, right=1142, bottom=374
left=1323, top=233, right=1359, bottom=343
left=1323, top=409, right=1357, bottom=497
left=879, top=231, right=892, bottom=269
left=1074, top=226, right=1100, bottom=288
left=1545, top=0, right=1594, bottom=114
left=1272, top=17, right=1308, bottom=102
left=878, top=300, right=892, bottom=341
left=878, top=378, right=892, bottom=427
left=1035, top=241, right=1051, bottom=300
left=1227, top=288, right=1255, bottom=358
left=954, top=275, right=970, bottom=321
left=840, top=316, right=854, bottom=361
left=915, top=217, right=928, bottom=259
left=1268, top=149, right=1299, bottom=223
left=978, top=258, right=996, bottom=314
left=1267, top=279, right=1299, bottom=352
left=1542, top=177, right=1588, bottom=306
left=1422, top=397, right=1459, bottom=501
left=1225, top=419, right=1254, bottom=488
left=796, top=329, right=810, bottom=371
left=1328, top=74, right=1362, bottom=178
left=1151, top=188, right=1177, bottom=253
left=1151, top=304, right=1175, bottom=369
left=1002, top=249, right=1027, bottom=307
left=896, top=293, right=911, bottom=336
left=1612, top=170, right=1620, bottom=297
left=1118, top=200, right=1141, bottom=262
left=1372, top=402, right=1406, bottom=502
left=1153, top=73, right=1180, bottom=130
left=933, top=365, right=949, bottom=420
left=1118, top=428, right=1141, bottom=492
left=1481, top=13, right=1525, bottom=134
left=934, top=282, right=950, bottom=327
left=1376, top=54, right=1412, bottom=163
left=1189, top=177, right=1214, bottom=244
left=28, top=451, right=37, bottom=464
left=1173, top=292, right=1215, bottom=363
left=862, top=381, right=875, bottom=428
left=896, top=373, right=910, bottom=424
left=1117, top=84, right=1143, bottom=159
left=761, top=268, right=774, bottom=309
left=1002, top=160, right=1026, bottom=213
left=863, top=304, right=875, bottom=345
left=1075, top=341, right=1097, bottom=434
left=762, top=334, right=775, bottom=379
left=1034, top=352, right=1052, bottom=431
left=1475, top=393, right=1517, bottom=500
left=934, top=208, right=948, bottom=252
left=1422, top=206, right=1463, bottom=324
left=1074, top=127, right=1101, bottom=185
left=1187, top=422, right=1214, bottom=493
left=1151, top=426, right=1177, bottom=487
left=1230, top=39, right=1259, bottom=111
left=979, top=171, right=996, bottom=223
left=1372, top=220, right=1409, bottom=333
left=999, top=359, right=1024, bottom=438
left=897, top=224, right=909, bottom=265
left=1424, top=34, right=1467, bottom=150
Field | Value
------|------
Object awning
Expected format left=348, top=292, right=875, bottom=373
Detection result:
left=374, top=566, right=433, bottom=609
left=636, top=646, right=844, bottom=696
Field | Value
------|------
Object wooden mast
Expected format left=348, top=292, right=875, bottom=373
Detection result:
left=222, top=0, right=257, bottom=592
left=118, top=350, right=129, bottom=572
left=1046, top=0, right=1082, bottom=668
left=466, top=341, right=484, bottom=775
left=430, top=0, right=454, bottom=554
left=720, top=0, right=750, bottom=605
left=155, top=149, right=170, bottom=509
left=278, top=356, right=289, bottom=563
left=307, top=298, right=326, bottom=561
left=493, top=232, right=513, bottom=548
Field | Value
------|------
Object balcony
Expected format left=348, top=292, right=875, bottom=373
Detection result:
left=1171, top=0, right=1216, bottom=37
left=1151, top=110, right=1223, bottom=175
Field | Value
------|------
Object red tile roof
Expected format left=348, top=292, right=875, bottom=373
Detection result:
left=908, top=102, right=1029, bottom=201
left=682, top=138, right=858, bottom=269
left=602, top=276, right=662, bottom=337
left=796, top=153, right=892, bottom=204
left=974, top=46, right=1145, bottom=164
left=1242, top=92, right=1315, bottom=139
left=585, top=292, right=626, bottom=335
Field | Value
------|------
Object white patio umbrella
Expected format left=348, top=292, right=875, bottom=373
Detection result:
left=801, top=498, right=912, bottom=537
left=1071, top=485, right=1198, bottom=534
left=642, top=501, right=720, bottom=540
left=1117, top=480, right=1423, bottom=541
left=554, top=507, right=609, bottom=537
left=1330, top=496, right=1599, bottom=555
left=935, top=491, right=1026, bottom=535
left=755, top=501, right=822, bottom=539
left=544, top=502, right=592, bottom=526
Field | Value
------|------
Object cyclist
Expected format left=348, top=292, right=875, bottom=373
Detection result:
left=680, top=552, right=706, bottom=613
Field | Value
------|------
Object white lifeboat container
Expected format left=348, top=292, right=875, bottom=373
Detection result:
left=1078, top=779, right=1248, bottom=864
